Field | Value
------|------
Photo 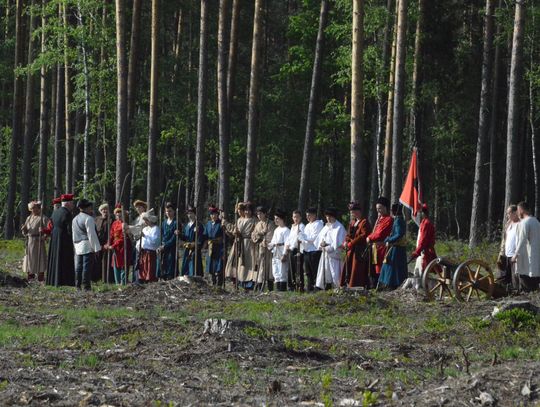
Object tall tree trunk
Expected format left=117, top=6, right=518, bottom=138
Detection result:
left=71, top=111, right=82, bottom=189
left=76, top=2, right=91, bottom=195
left=218, top=0, right=231, bottom=213
left=382, top=5, right=398, bottom=199
left=243, top=0, right=264, bottom=201
left=194, top=0, right=209, bottom=213
left=530, top=3, right=539, bottom=216
left=4, top=0, right=24, bottom=238
left=147, top=0, right=159, bottom=207
left=172, top=7, right=183, bottom=82
left=0, top=3, right=11, bottom=126
left=409, top=0, right=425, bottom=146
left=127, top=0, right=141, bottom=128
left=504, top=0, right=526, bottom=212
left=298, top=0, right=328, bottom=213
left=469, top=0, right=495, bottom=248
left=350, top=0, right=365, bottom=203
left=115, top=0, right=129, bottom=207
left=372, top=0, right=394, bottom=213
left=38, top=0, right=49, bottom=201
left=21, top=0, right=36, bottom=223
left=487, top=0, right=503, bottom=238
left=390, top=0, right=408, bottom=203
left=54, top=61, right=64, bottom=199
left=226, top=0, right=239, bottom=123
left=63, top=3, right=73, bottom=192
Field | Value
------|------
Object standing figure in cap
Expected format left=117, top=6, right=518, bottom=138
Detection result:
left=341, top=202, right=371, bottom=288
left=47, top=194, right=76, bottom=287
left=157, top=202, right=178, bottom=280
left=315, top=208, right=346, bottom=289
left=378, top=203, right=408, bottom=290
left=410, top=203, right=437, bottom=290
left=21, top=201, right=49, bottom=281
left=268, top=209, right=290, bottom=291
left=366, top=197, right=393, bottom=288
left=105, top=206, right=133, bottom=285
left=94, top=203, right=112, bottom=282
left=137, top=209, right=160, bottom=282
left=204, top=205, right=224, bottom=285
left=127, top=200, right=148, bottom=283
left=180, top=205, right=204, bottom=277
left=222, top=202, right=257, bottom=286
left=251, top=206, right=276, bottom=290
left=285, top=210, right=305, bottom=291
left=41, top=197, right=62, bottom=238
left=72, top=199, right=102, bottom=290
left=298, top=207, right=324, bottom=291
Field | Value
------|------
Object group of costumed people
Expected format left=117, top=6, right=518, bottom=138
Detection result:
left=22, top=192, right=440, bottom=293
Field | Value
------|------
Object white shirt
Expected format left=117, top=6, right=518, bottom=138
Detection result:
left=505, top=222, right=519, bottom=257
left=515, top=216, right=540, bottom=277
left=269, top=226, right=291, bottom=258
left=286, top=223, right=305, bottom=252
left=299, top=220, right=324, bottom=252
left=137, top=225, right=160, bottom=251
left=72, top=212, right=101, bottom=255
left=314, top=221, right=346, bottom=259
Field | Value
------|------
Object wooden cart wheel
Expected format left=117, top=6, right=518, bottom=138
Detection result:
left=452, top=259, right=495, bottom=302
left=422, top=258, right=454, bottom=301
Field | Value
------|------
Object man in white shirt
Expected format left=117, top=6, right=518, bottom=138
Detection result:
left=285, top=210, right=305, bottom=291
left=298, top=207, right=324, bottom=291
left=315, top=207, right=346, bottom=290
left=497, top=205, right=520, bottom=290
left=72, top=199, right=101, bottom=291
left=512, top=201, right=540, bottom=292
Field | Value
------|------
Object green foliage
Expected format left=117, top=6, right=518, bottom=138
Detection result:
left=494, top=308, right=539, bottom=332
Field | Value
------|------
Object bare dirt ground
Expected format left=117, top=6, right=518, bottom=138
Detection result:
left=0, top=270, right=539, bottom=406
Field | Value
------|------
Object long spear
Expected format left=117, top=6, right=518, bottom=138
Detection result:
left=37, top=194, right=44, bottom=281
left=158, top=180, right=171, bottom=278
left=174, top=180, right=182, bottom=278
left=119, top=172, right=131, bottom=285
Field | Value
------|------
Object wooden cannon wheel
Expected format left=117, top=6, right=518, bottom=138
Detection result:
left=421, top=257, right=456, bottom=301
left=452, top=259, right=495, bottom=302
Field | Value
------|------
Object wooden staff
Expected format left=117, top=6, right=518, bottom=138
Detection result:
left=105, top=207, right=111, bottom=284
left=158, top=180, right=171, bottom=278
left=174, top=180, right=182, bottom=278
left=119, top=172, right=131, bottom=285
left=233, top=197, right=240, bottom=290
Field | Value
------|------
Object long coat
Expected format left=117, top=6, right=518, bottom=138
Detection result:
left=224, top=216, right=257, bottom=282
left=22, top=214, right=49, bottom=278
left=205, top=220, right=224, bottom=276
left=251, top=219, right=276, bottom=283
left=315, top=221, right=346, bottom=289
left=110, top=219, right=132, bottom=269
left=181, top=221, right=205, bottom=277
left=515, top=216, right=540, bottom=278
left=413, top=217, right=437, bottom=271
left=367, top=215, right=393, bottom=275
left=46, top=206, right=75, bottom=287
left=341, top=217, right=371, bottom=288
left=158, top=219, right=177, bottom=280
left=379, top=216, right=408, bottom=288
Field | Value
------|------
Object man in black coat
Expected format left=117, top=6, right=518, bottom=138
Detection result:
left=46, top=194, right=76, bottom=287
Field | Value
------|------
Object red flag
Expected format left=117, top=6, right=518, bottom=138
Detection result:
left=399, top=148, right=423, bottom=225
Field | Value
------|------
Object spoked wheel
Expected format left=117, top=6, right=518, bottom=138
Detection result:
left=422, top=258, right=454, bottom=301
left=452, top=259, right=495, bottom=302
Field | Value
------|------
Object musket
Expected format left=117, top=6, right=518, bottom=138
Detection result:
left=158, top=180, right=171, bottom=279
left=174, top=180, right=182, bottom=278
left=119, top=172, right=131, bottom=286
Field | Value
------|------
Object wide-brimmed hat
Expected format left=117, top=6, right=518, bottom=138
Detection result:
left=28, top=201, right=42, bottom=211
left=133, top=199, right=148, bottom=209
left=142, top=208, right=158, bottom=224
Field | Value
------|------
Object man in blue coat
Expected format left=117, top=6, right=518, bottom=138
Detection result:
left=157, top=202, right=178, bottom=280
left=180, top=205, right=205, bottom=277
left=204, top=205, right=224, bottom=286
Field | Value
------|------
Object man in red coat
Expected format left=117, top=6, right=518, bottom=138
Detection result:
left=366, top=197, right=393, bottom=288
left=105, top=206, right=133, bottom=285
left=410, top=203, right=437, bottom=290
left=341, top=201, right=371, bottom=288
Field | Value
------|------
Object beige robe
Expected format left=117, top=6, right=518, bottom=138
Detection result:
left=224, top=216, right=257, bottom=282
left=21, top=214, right=49, bottom=277
left=251, top=220, right=276, bottom=283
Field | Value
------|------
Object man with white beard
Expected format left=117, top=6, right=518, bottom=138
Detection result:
left=315, top=208, right=346, bottom=290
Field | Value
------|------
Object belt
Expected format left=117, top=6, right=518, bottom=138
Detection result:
left=74, top=237, right=89, bottom=244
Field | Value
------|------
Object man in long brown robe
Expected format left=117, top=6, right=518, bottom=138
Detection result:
left=341, top=201, right=371, bottom=288
left=94, top=203, right=112, bottom=282
left=21, top=201, right=49, bottom=281
left=251, top=206, right=276, bottom=290
left=222, top=202, right=257, bottom=287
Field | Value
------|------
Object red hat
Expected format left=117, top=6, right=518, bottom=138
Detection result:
left=52, top=197, right=61, bottom=205
left=61, top=194, right=74, bottom=202
left=115, top=202, right=122, bottom=209
left=208, top=205, right=220, bottom=214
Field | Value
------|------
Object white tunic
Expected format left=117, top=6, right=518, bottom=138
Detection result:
left=505, top=222, right=519, bottom=257
left=299, top=220, right=324, bottom=252
left=314, top=221, right=346, bottom=288
left=269, top=226, right=291, bottom=283
left=515, top=216, right=540, bottom=278
left=285, top=223, right=305, bottom=252
left=138, top=225, right=160, bottom=251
